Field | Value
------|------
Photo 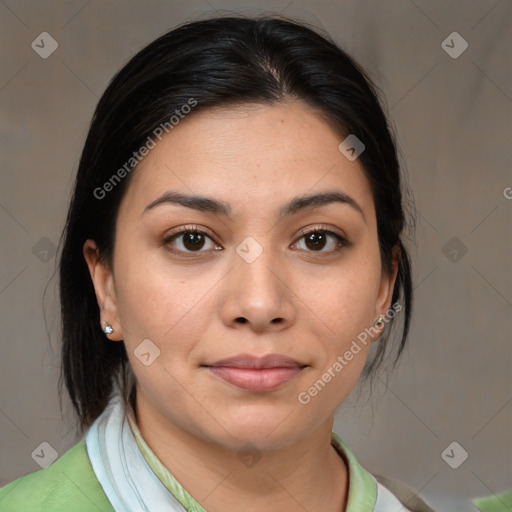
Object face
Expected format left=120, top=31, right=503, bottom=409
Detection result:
left=84, top=101, right=398, bottom=451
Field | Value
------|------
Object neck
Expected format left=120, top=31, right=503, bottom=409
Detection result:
left=134, top=394, right=348, bottom=512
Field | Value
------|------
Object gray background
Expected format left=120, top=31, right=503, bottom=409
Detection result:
left=1, top=1, right=511, bottom=510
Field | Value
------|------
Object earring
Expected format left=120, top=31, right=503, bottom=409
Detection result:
left=375, top=316, right=384, bottom=329
left=103, top=323, right=114, bottom=335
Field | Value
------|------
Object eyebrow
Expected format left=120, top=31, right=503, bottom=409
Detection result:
left=142, top=190, right=366, bottom=223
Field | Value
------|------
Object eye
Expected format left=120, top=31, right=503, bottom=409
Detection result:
left=163, top=225, right=221, bottom=256
left=292, top=227, right=350, bottom=254
left=162, top=224, right=350, bottom=257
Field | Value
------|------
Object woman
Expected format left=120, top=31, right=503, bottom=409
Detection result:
left=0, top=15, right=436, bottom=512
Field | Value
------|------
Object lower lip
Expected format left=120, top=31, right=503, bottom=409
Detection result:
left=207, top=366, right=303, bottom=392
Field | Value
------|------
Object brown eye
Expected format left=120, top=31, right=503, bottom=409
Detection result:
left=294, top=229, right=349, bottom=254
left=163, top=227, right=220, bottom=255
left=304, top=231, right=328, bottom=251
left=180, top=231, right=206, bottom=251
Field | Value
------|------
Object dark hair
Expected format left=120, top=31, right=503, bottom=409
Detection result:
left=58, top=14, right=414, bottom=431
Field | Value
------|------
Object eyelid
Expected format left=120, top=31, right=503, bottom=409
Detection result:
left=295, top=224, right=348, bottom=241
left=163, top=224, right=215, bottom=240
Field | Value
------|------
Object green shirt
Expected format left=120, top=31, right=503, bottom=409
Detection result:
left=0, top=427, right=431, bottom=511
left=0, top=439, right=113, bottom=512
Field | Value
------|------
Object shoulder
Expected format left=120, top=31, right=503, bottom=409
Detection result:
left=0, top=439, right=114, bottom=512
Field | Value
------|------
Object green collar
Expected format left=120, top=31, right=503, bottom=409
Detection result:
left=130, top=419, right=207, bottom=512
left=130, top=416, right=377, bottom=512
left=331, top=431, right=378, bottom=511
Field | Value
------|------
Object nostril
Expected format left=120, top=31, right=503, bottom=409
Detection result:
left=236, top=317, right=248, bottom=323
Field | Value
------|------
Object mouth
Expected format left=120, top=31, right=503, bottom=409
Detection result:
left=201, top=354, right=308, bottom=393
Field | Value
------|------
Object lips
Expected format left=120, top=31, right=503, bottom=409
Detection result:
left=203, top=354, right=307, bottom=392
left=207, top=354, right=306, bottom=369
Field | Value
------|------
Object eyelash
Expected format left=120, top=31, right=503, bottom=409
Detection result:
left=162, top=224, right=350, bottom=258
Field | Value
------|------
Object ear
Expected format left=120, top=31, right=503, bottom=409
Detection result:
left=83, top=239, right=123, bottom=341
left=373, top=245, right=401, bottom=338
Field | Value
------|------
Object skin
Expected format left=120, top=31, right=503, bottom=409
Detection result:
left=84, top=100, right=399, bottom=512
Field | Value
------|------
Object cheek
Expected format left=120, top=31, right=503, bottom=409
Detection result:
left=113, top=248, right=219, bottom=357
left=304, top=259, right=381, bottom=343
left=296, top=271, right=377, bottom=409
left=293, top=251, right=381, bottom=405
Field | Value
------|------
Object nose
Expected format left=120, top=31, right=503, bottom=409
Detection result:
left=220, top=246, right=296, bottom=333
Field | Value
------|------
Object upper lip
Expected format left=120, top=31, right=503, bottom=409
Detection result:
left=205, top=354, right=307, bottom=369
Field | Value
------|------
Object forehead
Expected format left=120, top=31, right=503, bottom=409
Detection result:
left=118, top=101, right=374, bottom=222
